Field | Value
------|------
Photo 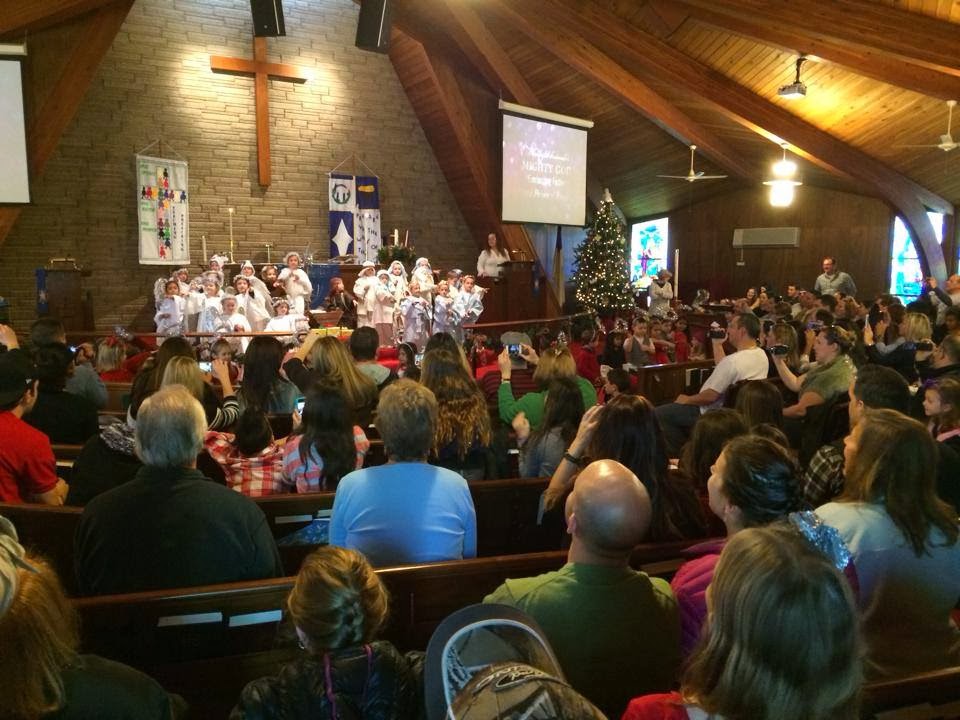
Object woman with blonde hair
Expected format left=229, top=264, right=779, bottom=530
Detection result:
left=284, top=332, right=378, bottom=426
left=818, top=409, right=960, bottom=678
left=161, top=355, right=240, bottom=430
left=497, top=344, right=597, bottom=429
left=233, top=546, right=420, bottom=718
left=0, top=522, right=185, bottom=719
left=623, top=524, right=861, bottom=720
left=864, top=309, right=932, bottom=382
left=420, top=348, right=494, bottom=480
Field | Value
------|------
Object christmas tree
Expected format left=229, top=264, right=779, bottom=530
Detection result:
left=573, top=190, right=633, bottom=313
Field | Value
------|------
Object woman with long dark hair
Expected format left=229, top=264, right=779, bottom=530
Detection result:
left=544, top=394, right=705, bottom=541
left=282, top=383, right=369, bottom=493
left=237, top=336, right=299, bottom=414
left=514, top=377, right=585, bottom=478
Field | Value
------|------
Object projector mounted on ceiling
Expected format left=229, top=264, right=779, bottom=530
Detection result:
left=778, top=56, right=807, bottom=100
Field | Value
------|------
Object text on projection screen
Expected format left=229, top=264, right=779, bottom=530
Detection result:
left=0, top=60, right=30, bottom=203
left=502, top=114, right=587, bottom=226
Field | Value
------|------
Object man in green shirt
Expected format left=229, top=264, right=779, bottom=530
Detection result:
left=484, top=459, right=679, bottom=718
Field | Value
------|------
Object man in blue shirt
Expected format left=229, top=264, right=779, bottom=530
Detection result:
left=330, top=380, right=477, bottom=566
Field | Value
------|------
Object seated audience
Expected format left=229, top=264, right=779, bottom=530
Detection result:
left=514, top=377, right=585, bottom=478
left=655, top=313, right=768, bottom=455
left=284, top=333, right=378, bottom=426
left=128, top=337, right=196, bottom=419
left=765, top=321, right=804, bottom=374
left=477, top=331, right=537, bottom=403
left=23, top=343, right=99, bottom=444
left=161, top=356, right=240, bottom=430
left=623, top=524, right=861, bottom=720
left=545, top=395, right=705, bottom=541
left=204, top=409, right=286, bottom=496
left=0, top=521, right=186, bottom=719
left=329, top=380, right=476, bottom=566
left=772, top=325, right=856, bottom=419
left=67, top=418, right=142, bottom=506
left=917, top=334, right=960, bottom=385
left=923, top=376, right=960, bottom=453
left=802, top=366, right=907, bottom=508
left=0, top=343, right=66, bottom=504
left=283, top=384, right=369, bottom=493
left=817, top=409, right=960, bottom=678
left=677, top=408, right=748, bottom=492
left=29, top=317, right=107, bottom=409
left=485, top=460, right=679, bottom=718
left=864, top=308, right=931, bottom=383
left=600, top=367, right=631, bottom=403
left=498, top=345, right=597, bottom=430
left=732, top=379, right=784, bottom=429
left=236, top=336, right=299, bottom=413
left=349, top=326, right=398, bottom=391
left=232, top=546, right=419, bottom=719
left=75, top=385, right=283, bottom=595
left=395, top=341, right=419, bottom=380
left=421, top=349, right=494, bottom=480
left=672, top=436, right=804, bottom=657
left=95, top=335, right=150, bottom=382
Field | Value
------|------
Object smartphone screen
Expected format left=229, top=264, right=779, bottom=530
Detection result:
left=198, top=361, right=212, bottom=373
left=414, top=353, right=424, bottom=367
left=295, top=397, right=306, bottom=413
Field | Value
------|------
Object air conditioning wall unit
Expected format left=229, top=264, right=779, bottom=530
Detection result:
left=732, top=227, right=800, bottom=248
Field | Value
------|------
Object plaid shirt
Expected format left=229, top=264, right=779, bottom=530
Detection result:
left=204, top=431, right=288, bottom=497
left=282, top=428, right=369, bottom=493
left=802, top=441, right=845, bottom=508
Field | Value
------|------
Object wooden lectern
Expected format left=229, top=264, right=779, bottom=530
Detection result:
left=476, top=260, right=540, bottom=323
left=41, top=265, right=93, bottom=331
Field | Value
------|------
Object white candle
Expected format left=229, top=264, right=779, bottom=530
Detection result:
left=393, top=228, right=399, bottom=246
left=674, top=248, right=680, bottom=299
left=228, top=207, right=235, bottom=262
left=201, top=234, right=207, bottom=265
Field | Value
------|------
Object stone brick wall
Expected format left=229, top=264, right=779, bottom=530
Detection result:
left=0, top=0, right=475, bottom=330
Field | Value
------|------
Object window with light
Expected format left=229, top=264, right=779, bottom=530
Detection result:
left=630, top=217, right=669, bottom=289
left=889, top=212, right=944, bottom=302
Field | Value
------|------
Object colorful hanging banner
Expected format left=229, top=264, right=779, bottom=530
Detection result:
left=136, top=155, right=189, bottom=265
left=329, top=173, right=355, bottom=258
left=354, top=175, right=381, bottom=263
left=328, top=173, right=381, bottom=262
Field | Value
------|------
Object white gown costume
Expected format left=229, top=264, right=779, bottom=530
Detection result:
left=412, top=257, right=435, bottom=304
left=433, top=294, right=460, bottom=339
left=353, top=265, right=379, bottom=329
left=154, top=294, right=185, bottom=341
left=400, top=293, right=431, bottom=351
left=218, top=309, right=252, bottom=353
left=234, top=287, right=271, bottom=332
left=452, top=288, right=484, bottom=343
left=372, top=272, right=396, bottom=347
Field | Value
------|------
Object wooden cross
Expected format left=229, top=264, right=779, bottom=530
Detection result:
left=210, top=37, right=308, bottom=187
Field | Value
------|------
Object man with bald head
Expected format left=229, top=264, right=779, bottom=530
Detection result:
left=483, top=460, right=680, bottom=718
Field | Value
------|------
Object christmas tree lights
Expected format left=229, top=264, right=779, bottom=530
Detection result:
left=572, top=190, right=633, bottom=313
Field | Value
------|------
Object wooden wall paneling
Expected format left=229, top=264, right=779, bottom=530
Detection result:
left=486, top=0, right=755, bottom=184
left=542, top=0, right=949, bottom=278
left=669, top=0, right=960, bottom=78
left=672, top=5, right=960, bottom=101
left=0, top=0, right=118, bottom=36
left=670, top=186, right=894, bottom=302
left=0, top=0, right=134, bottom=250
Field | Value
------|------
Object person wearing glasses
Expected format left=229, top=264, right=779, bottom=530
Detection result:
left=772, top=325, right=856, bottom=419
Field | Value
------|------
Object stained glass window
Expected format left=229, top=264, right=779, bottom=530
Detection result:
left=630, top=217, right=669, bottom=290
left=889, top=212, right=944, bottom=302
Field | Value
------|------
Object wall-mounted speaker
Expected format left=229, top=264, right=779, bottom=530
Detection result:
left=250, top=0, right=286, bottom=37
left=355, top=0, right=393, bottom=53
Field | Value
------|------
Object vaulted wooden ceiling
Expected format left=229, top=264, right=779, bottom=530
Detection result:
left=384, top=0, right=960, bottom=276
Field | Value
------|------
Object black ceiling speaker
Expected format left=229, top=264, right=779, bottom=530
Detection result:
left=355, top=0, right=393, bottom=53
left=250, top=0, right=286, bottom=37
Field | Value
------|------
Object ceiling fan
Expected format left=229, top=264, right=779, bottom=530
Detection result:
left=898, top=99, right=957, bottom=153
left=657, top=144, right=728, bottom=182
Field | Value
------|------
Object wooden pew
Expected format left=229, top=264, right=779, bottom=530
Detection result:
left=861, top=666, right=960, bottom=719
left=2, top=502, right=83, bottom=593
left=633, top=359, right=715, bottom=405
left=103, top=382, right=133, bottom=412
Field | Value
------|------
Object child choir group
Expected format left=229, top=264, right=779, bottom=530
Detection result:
left=348, top=257, right=485, bottom=351
left=152, top=253, right=484, bottom=353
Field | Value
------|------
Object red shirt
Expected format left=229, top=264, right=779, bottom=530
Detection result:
left=621, top=692, right=688, bottom=720
left=0, top=411, right=59, bottom=503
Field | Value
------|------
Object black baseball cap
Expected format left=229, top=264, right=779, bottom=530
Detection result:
left=0, top=350, right=37, bottom=406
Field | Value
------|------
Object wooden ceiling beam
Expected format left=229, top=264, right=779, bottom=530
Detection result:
left=486, top=0, right=755, bottom=183
left=0, top=0, right=117, bottom=36
left=671, top=0, right=960, bottom=79
left=438, top=0, right=625, bottom=226
left=541, top=0, right=950, bottom=277
left=673, top=2, right=960, bottom=100
left=0, top=0, right=133, bottom=248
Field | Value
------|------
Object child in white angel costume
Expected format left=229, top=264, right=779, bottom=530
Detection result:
left=277, top=251, right=313, bottom=315
left=352, top=261, right=378, bottom=330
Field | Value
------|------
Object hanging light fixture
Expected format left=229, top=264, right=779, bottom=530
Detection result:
left=764, top=144, right=802, bottom=207
left=778, top=56, right=807, bottom=99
